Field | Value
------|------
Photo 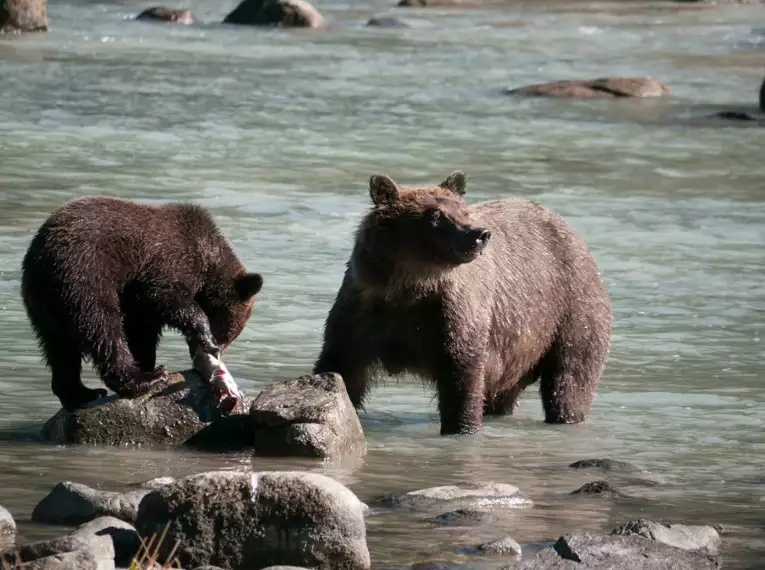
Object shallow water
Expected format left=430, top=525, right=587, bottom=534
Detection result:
left=1, top=0, right=764, bottom=567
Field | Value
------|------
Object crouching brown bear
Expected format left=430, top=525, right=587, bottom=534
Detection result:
left=313, top=172, right=611, bottom=435
left=21, top=196, right=263, bottom=412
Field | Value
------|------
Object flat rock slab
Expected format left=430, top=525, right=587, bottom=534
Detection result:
left=250, top=373, right=366, bottom=458
left=0, top=505, right=14, bottom=536
left=379, top=482, right=532, bottom=511
left=477, top=535, right=522, bottom=556
left=1, top=533, right=115, bottom=570
left=32, top=481, right=149, bottom=526
left=41, top=371, right=250, bottom=447
left=611, top=519, right=721, bottom=554
left=135, top=470, right=370, bottom=570
left=507, top=78, right=670, bottom=99
left=568, top=458, right=642, bottom=473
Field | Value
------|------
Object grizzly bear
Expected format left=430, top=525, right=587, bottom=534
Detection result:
left=21, top=196, right=263, bottom=412
left=313, top=172, right=612, bottom=435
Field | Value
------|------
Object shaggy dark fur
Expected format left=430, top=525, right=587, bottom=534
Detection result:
left=314, top=172, right=611, bottom=435
left=21, top=196, right=263, bottom=411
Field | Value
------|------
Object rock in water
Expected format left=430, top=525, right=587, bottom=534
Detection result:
left=0, top=506, right=14, bottom=536
left=32, top=481, right=150, bottom=526
left=41, top=371, right=250, bottom=446
left=477, top=535, right=522, bottom=556
left=223, top=0, right=325, bottom=28
left=507, top=77, right=670, bottom=99
left=135, top=6, right=196, bottom=24
left=611, top=519, right=721, bottom=554
left=378, top=482, right=532, bottom=510
left=135, top=470, right=370, bottom=570
left=1, top=533, right=115, bottom=570
left=250, top=373, right=366, bottom=458
left=569, top=458, right=642, bottom=472
left=72, top=516, right=141, bottom=567
left=0, top=0, right=47, bottom=34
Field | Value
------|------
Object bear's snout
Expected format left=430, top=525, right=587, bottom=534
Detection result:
left=476, top=229, right=491, bottom=246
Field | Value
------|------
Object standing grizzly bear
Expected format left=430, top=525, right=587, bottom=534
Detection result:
left=313, top=172, right=611, bottom=435
left=21, top=196, right=263, bottom=412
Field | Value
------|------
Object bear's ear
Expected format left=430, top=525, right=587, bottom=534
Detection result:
left=439, top=171, right=467, bottom=196
left=369, top=175, right=400, bottom=205
left=234, top=273, right=263, bottom=301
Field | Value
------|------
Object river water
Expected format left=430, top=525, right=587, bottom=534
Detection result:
left=1, top=0, right=763, bottom=567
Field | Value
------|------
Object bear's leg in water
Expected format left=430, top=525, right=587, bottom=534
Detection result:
left=435, top=358, right=487, bottom=436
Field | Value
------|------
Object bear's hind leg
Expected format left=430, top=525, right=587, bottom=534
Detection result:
left=44, top=338, right=107, bottom=411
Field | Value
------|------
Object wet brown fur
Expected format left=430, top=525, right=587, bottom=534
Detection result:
left=314, top=172, right=612, bottom=435
left=21, top=196, right=263, bottom=411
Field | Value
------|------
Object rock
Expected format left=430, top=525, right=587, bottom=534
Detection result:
left=569, top=480, right=625, bottom=498
left=366, top=16, right=409, bottom=27
left=261, top=567, right=314, bottom=570
left=611, top=519, right=720, bottom=555
left=135, top=470, right=370, bottom=570
left=1, top=534, right=115, bottom=570
left=568, top=458, right=642, bottom=472
left=41, top=371, right=250, bottom=447
left=477, top=535, right=522, bottom=556
left=137, top=477, right=176, bottom=489
left=427, top=508, right=494, bottom=525
left=135, top=6, right=197, bottom=24
left=397, top=0, right=482, bottom=7
left=0, top=0, right=47, bottom=34
left=378, top=482, right=532, bottom=510
left=223, top=0, right=325, bottom=28
left=72, top=516, right=141, bottom=567
left=250, top=373, right=366, bottom=458
left=0, top=505, right=15, bottom=536
left=32, top=481, right=150, bottom=526
left=711, top=110, right=764, bottom=122
left=551, top=533, right=720, bottom=569
left=507, top=78, right=670, bottom=99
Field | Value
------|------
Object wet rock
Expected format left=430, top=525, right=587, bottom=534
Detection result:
left=366, top=16, right=409, bottom=27
left=135, top=470, right=370, bottom=570
left=41, top=371, right=250, bottom=447
left=397, top=0, right=483, bottom=7
left=250, top=373, right=366, bottom=458
left=568, top=458, right=642, bottom=473
left=261, top=567, right=313, bottom=570
left=711, top=110, right=764, bottom=121
left=72, top=516, right=141, bottom=567
left=137, top=476, right=176, bottom=489
left=0, top=506, right=14, bottom=536
left=569, top=480, right=625, bottom=498
left=535, top=533, right=720, bottom=569
left=223, top=0, right=325, bottom=28
left=135, top=6, right=197, bottom=24
left=0, top=0, right=47, bottom=34
left=427, top=508, right=494, bottom=525
left=611, top=519, right=720, bottom=554
left=32, top=481, right=150, bottom=526
left=477, top=535, right=522, bottom=556
left=1, top=533, right=115, bottom=570
left=507, top=78, right=670, bottom=99
left=184, top=413, right=255, bottom=451
left=379, top=482, right=532, bottom=510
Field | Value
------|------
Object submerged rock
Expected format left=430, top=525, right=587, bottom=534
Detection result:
left=135, top=470, right=370, bottom=570
left=427, top=508, right=494, bottom=525
left=477, top=535, right=522, bottom=556
left=515, top=533, right=721, bottom=569
left=397, top=0, right=483, bottom=6
left=568, top=458, right=642, bottom=473
left=611, top=519, right=721, bottom=554
left=135, top=6, right=197, bottom=24
left=0, top=506, right=14, bottom=536
left=569, top=480, right=626, bottom=498
left=32, top=481, right=149, bottom=526
left=223, top=0, right=325, bottom=28
left=41, top=371, right=250, bottom=447
left=366, top=16, right=409, bottom=27
left=72, top=516, right=140, bottom=567
left=250, top=373, right=366, bottom=458
left=1, top=533, right=115, bottom=570
left=0, top=0, right=48, bottom=34
left=379, top=482, right=532, bottom=511
left=507, top=78, right=670, bottom=99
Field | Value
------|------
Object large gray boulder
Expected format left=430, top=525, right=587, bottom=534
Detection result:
left=0, top=505, right=14, bottom=536
left=0, top=0, right=47, bottom=34
left=515, top=533, right=721, bottom=570
left=250, top=373, right=366, bottom=458
left=72, top=517, right=141, bottom=567
left=32, top=481, right=150, bottom=526
left=611, top=519, right=721, bottom=555
left=223, top=0, right=325, bottom=28
left=507, top=78, right=670, bottom=99
left=135, top=470, right=370, bottom=570
left=41, top=371, right=250, bottom=447
left=0, top=533, right=115, bottom=570
left=379, top=482, right=532, bottom=511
